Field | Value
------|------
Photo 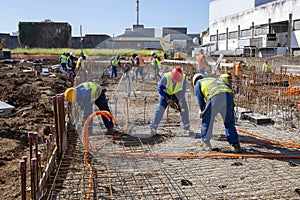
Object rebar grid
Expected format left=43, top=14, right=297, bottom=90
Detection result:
left=46, top=59, right=300, bottom=199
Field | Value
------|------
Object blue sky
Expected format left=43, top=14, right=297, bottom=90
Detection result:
left=1, top=0, right=211, bottom=37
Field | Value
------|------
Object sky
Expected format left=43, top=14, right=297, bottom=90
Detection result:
left=1, top=0, right=211, bottom=37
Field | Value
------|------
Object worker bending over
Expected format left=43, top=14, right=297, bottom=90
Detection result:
left=64, top=82, right=114, bottom=134
left=192, top=73, right=241, bottom=152
left=150, top=67, right=190, bottom=134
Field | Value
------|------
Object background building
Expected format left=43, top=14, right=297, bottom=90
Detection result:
left=203, top=0, right=300, bottom=57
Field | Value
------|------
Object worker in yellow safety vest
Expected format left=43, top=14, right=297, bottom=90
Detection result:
left=76, top=53, right=87, bottom=82
left=64, top=82, right=114, bottom=134
left=110, top=53, right=121, bottom=78
left=151, top=51, right=162, bottom=81
left=150, top=67, right=191, bottom=135
left=192, top=73, right=241, bottom=152
left=262, top=60, right=271, bottom=82
left=59, top=52, right=67, bottom=71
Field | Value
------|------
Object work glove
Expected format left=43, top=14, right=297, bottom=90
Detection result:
left=198, top=109, right=202, bottom=119
left=101, top=88, right=107, bottom=95
left=166, top=98, right=175, bottom=109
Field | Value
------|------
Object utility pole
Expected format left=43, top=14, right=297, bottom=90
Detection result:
left=80, top=25, right=83, bottom=54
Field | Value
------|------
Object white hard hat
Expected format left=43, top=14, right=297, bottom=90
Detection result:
left=70, top=52, right=75, bottom=57
left=192, top=73, right=204, bottom=87
left=151, top=51, right=156, bottom=56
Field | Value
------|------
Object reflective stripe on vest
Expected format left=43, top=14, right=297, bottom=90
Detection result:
left=165, top=72, right=186, bottom=95
left=198, top=78, right=232, bottom=101
left=263, top=63, right=271, bottom=72
left=76, top=57, right=85, bottom=69
left=111, top=57, right=119, bottom=66
left=82, top=82, right=102, bottom=103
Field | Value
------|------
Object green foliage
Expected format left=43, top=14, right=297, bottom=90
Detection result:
left=9, top=48, right=163, bottom=57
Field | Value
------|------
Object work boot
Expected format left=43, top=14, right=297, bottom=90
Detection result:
left=194, top=133, right=201, bottom=139
left=105, top=128, right=114, bottom=135
left=150, top=128, right=157, bottom=135
left=198, top=141, right=212, bottom=151
left=230, top=142, right=242, bottom=153
left=183, top=129, right=194, bottom=136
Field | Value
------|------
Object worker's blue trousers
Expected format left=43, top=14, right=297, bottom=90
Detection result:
left=76, top=85, right=94, bottom=133
left=110, top=66, right=117, bottom=78
left=95, top=93, right=114, bottom=130
left=150, top=95, right=189, bottom=130
left=200, top=92, right=238, bottom=144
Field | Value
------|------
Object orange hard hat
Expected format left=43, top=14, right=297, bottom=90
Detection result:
left=171, top=67, right=183, bottom=83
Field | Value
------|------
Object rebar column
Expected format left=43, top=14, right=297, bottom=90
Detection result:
left=20, top=159, right=26, bottom=200
left=28, top=132, right=34, bottom=200
left=33, top=132, right=39, bottom=196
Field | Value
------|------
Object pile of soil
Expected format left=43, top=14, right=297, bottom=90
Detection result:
left=0, top=58, right=67, bottom=199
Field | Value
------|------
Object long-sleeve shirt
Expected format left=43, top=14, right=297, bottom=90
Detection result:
left=157, top=74, right=187, bottom=101
left=194, top=81, right=206, bottom=111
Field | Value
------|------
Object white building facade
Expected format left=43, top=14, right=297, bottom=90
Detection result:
left=204, top=0, right=300, bottom=57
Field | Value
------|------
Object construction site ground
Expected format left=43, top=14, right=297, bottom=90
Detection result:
left=0, top=55, right=300, bottom=199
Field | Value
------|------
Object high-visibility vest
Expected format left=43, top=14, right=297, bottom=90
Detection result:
left=263, top=63, right=271, bottom=73
left=165, top=72, right=186, bottom=95
left=198, top=78, right=233, bottom=101
left=76, top=57, right=85, bottom=70
left=67, top=57, right=74, bottom=69
left=82, top=82, right=102, bottom=103
left=60, top=55, right=67, bottom=64
left=111, top=57, right=119, bottom=66
left=151, top=57, right=161, bottom=69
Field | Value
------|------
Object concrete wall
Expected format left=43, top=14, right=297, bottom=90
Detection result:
left=209, top=0, right=254, bottom=21
left=210, top=0, right=300, bottom=34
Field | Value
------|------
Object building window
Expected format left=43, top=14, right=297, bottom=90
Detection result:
left=241, top=29, right=251, bottom=38
left=229, top=31, right=238, bottom=39
left=294, top=20, right=300, bottom=30
left=210, top=35, right=217, bottom=42
left=55, top=28, right=61, bottom=35
left=219, top=33, right=226, bottom=40
left=255, top=26, right=268, bottom=36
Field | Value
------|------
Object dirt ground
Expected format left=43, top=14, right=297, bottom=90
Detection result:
left=0, top=56, right=67, bottom=199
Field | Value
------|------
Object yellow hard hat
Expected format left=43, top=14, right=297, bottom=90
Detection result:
left=64, top=87, right=76, bottom=103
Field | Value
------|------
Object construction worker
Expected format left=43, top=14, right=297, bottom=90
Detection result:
left=192, top=73, right=241, bottom=152
left=131, top=53, right=144, bottom=82
left=110, top=53, right=121, bottom=78
left=64, top=82, right=114, bottom=133
left=262, top=60, right=271, bottom=82
left=66, top=52, right=76, bottom=84
left=150, top=67, right=190, bottom=134
left=151, top=52, right=161, bottom=81
left=76, top=53, right=87, bottom=82
left=59, top=52, right=67, bottom=71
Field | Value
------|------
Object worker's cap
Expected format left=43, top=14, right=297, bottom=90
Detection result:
left=131, top=53, right=137, bottom=58
left=171, top=67, right=183, bottom=83
left=192, top=73, right=205, bottom=87
left=64, top=87, right=76, bottom=103
left=70, top=52, right=75, bottom=57
left=219, top=73, right=230, bottom=84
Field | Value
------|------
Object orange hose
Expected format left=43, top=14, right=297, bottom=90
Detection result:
left=236, top=127, right=300, bottom=149
left=84, top=152, right=93, bottom=200
left=82, top=111, right=117, bottom=199
left=97, top=151, right=300, bottom=159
